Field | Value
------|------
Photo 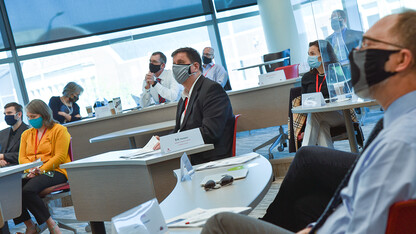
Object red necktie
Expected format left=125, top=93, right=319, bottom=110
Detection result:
left=183, top=97, right=188, bottom=116
left=156, top=78, right=166, bottom=104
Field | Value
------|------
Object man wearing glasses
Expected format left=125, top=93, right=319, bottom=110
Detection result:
left=202, top=47, right=231, bottom=91
left=202, top=10, right=416, bottom=234
left=140, top=51, right=180, bottom=108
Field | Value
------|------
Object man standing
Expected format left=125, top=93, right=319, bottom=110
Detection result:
left=140, top=51, right=180, bottom=107
left=326, top=10, right=363, bottom=60
left=169, top=47, right=234, bottom=165
left=202, top=47, right=231, bottom=91
left=202, top=10, right=416, bottom=234
left=0, top=102, right=28, bottom=167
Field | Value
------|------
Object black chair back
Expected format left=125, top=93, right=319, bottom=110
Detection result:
left=263, top=49, right=291, bottom=73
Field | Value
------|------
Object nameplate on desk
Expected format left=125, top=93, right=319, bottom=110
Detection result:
left=302, top=92, right=325, bottom=107
left=160, top=128, right=204, bottom=154
left=95, top=106, right=112, bottom=118
left=111, top=198, right=167, bottom=234
left=258, top=69, right=286, bottom=86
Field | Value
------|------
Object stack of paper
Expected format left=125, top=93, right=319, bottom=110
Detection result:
left=119, top=136, right=160, bottom=159
left=166, top=207, right=251, bottom=228
left=195, top=152, right=260, bottom=171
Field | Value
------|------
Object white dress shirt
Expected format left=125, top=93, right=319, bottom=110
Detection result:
left=140, top=69, right=180, bottom=107
left=203, top=63, right=228, bottom=88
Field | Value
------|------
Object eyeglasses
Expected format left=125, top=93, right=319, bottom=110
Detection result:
left=204, top=175, right=234, bottom=191
left=359, top=36, right=404, bottom=50
left=203, top=53, right=213, bottom=57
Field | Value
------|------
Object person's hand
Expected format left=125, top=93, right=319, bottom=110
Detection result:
left=153, top=135, right=161, bottom=150
left=145, top=72, right=155, bottom=89
left=27, top=167, right=41, bottom=178
left=0, top=153, right=4, bottom=160
left=0, top=159, right=8, bottom=167
left=296, top=227, right=312, bottom=234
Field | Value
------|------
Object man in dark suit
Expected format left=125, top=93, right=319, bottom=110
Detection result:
left=326, top=9, right=363, bottom=59
left=0, top=102, right=28, bottom=167
left=0, top=102, right=28, bottom=233
left=168, top=47, right=235, bottom=165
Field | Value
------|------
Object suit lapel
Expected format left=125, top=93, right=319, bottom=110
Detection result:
left=6, top=124, right=27, bottom=152
left=180, top=77, right=204, bottom=131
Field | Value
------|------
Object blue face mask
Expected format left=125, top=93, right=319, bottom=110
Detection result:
left=308, top=56, right=322, bottom=69
left=29, top=117, right=43, bottom=129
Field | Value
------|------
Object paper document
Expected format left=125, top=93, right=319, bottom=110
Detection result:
left=195, top=152, right=260, bottom=171
left=166, top=207, right=251, bottom=228
left=120, top=136, right=160, bottom=159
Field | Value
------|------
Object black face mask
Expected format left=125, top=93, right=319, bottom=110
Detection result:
left=202, top=56, right=212, bottom=65
left=149, top=63, right=161, bottom=73
left=331, top=19, right=344, bottom=31
left=349, top=49, right=400, bottom=98
left=69, top=95, right=79, bottom=103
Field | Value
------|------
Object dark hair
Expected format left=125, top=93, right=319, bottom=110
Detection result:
left=4, top=102, right=23, bottom=113
left=309, top=40, right=338, bottom=73
left=171, top=47, right=203, bottom=71
left=332, top=9, right=346, bottom=20
left=26, top=99, right=57, bottom=129
left=391, top=10, right=416, bottom=69
left=152, top=51, right=167, bottom=64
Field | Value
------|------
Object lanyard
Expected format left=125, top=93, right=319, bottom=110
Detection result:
left=316, top=73, right=326, bottom=93
left=35, top=129, right=47, bottom=155
left=204, top=64, right=215, bottom=77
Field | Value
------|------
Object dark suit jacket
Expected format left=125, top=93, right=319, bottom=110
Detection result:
left=174, top=76, right=235, bottom=165
left=326, top=28, right=363, bottom=53
left=0, top=123, right=29, bottom=165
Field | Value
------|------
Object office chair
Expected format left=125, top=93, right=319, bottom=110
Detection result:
left=232, top=114, right=241, bottom=156
left=263, top=49, right=290, bottom=73
left=385, top=199, right=416, bottom=234
left=274, top=64, right=299, bottom=79
left=39, top=140, right=89, bottom=233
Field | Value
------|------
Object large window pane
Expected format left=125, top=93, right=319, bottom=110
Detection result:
left=215, top=0, right=257, bottom=12
left=219, top=14, right=268, bottom=90
left=0, top=64, right=19, bottom=129
left=5, top=0, right=211, bottom=47
left=21, top=26, right=210, bottom=117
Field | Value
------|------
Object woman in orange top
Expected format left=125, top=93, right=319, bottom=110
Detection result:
left=14, top=99, right=71, bottom=234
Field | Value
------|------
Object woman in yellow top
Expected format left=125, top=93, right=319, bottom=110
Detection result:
left=14, top=99, right=71, bottom=234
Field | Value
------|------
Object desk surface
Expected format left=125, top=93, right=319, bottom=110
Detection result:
left=160, top=154, right=273, bottom=220
left=292, top=99, right=378, bottom=114
left=89, top=120, right=176, bottom=144
left=62, top=144, right=214, bottom=169
left=0, top=161, right=42, bottom=177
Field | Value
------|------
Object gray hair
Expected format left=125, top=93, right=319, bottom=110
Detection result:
left=26, top=99, right=57, bottom=129
left=62, top=82, right=84, bottom=97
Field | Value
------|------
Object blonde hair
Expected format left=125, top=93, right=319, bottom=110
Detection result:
left=26, top=99, right=57, bottom=129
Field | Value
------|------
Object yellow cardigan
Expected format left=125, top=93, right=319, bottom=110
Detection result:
left=19, top=123, right=71, bottom=179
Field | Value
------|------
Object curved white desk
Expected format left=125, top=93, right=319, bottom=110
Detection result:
left=160, top=154, right=273, bottom=220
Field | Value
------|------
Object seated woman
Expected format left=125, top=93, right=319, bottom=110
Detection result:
left=299, top=40, right=356, bottom=148
left=49, top=82, right=83, bottom=124
left=14, top=99, right=71, bottom=234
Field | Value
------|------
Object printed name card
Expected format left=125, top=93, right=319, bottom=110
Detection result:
left=111, top=198, right=168, bottom=234
left=302, top=92, right=325, bottom=107
left=160, top=128, right=204, bottom=154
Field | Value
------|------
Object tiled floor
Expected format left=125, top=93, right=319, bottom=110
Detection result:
left=6, top=107, right=383, bottom=233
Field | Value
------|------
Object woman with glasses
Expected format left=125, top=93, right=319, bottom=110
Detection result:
left=48, top=81, right=83, bottom=124
left=14, top=99, right=71, bottom=234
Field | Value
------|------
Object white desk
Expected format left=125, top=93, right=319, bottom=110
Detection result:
left=61, top=144, right=214, bottom=233
left=89, top=120, right=176, bottom=148
left=0, top=162, right=42, bottom=227
left=161, top=154, right=273, bottom=233
left=292, top=99, right=378, bottom=153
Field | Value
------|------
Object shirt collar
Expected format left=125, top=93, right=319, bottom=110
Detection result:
left=384, top=90, right=416, bottom=129
left=181, top=74, right=201, bottom=100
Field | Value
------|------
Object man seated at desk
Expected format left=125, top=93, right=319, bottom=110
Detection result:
left=0, top=102, right=28, bottom=167
left=202, top=47, right=231, bottom=91
left=140, top=51, right=180, bottom=108
left=0, top=102, right=28, bottom=233
left=155, top=47, right=235, bottom=165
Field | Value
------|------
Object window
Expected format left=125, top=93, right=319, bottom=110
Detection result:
left=0, top=64, right=18, bottom=129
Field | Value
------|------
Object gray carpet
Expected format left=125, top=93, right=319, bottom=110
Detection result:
left=6, top=107, right=383, bottom=233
